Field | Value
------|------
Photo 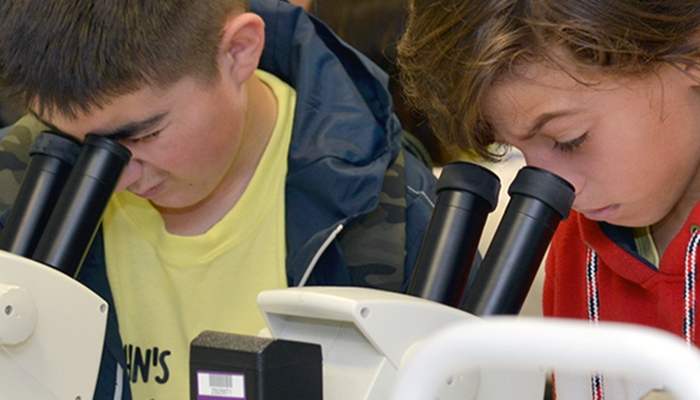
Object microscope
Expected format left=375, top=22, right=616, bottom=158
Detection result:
left=2, top=133, right=700, bottom=400
left=190, top=162, right=700, bottom=400
left=0, top=131, right=130, bottom=399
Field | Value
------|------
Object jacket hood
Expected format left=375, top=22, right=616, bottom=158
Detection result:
left=252, top=0, right=405, bottom=271
left=254, top=0, right=401, bottom=169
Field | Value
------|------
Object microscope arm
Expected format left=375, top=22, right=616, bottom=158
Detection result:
left=390, top=317, right=700, bottom=400
left=0, top=250, right=107, bottom=400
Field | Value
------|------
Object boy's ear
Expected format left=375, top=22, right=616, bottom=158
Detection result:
left=219, top=12, right=265, bottom=86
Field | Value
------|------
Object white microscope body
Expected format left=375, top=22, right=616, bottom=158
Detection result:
left=257, top=286, right=700, bottom=400
left=0, top=250, right=107, bottom=400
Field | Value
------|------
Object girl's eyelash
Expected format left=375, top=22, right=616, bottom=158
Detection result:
left=553, top=132, right=589, bottom=153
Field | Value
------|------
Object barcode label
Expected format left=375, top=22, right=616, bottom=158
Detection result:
left=210, top=374, right=233, bottom=388
left=197, top=371, right=245, bottom=399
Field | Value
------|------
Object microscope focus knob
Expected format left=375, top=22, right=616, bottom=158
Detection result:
left=0, top=284, right=38, bottom=345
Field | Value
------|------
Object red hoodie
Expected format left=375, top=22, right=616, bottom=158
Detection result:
left=544, top=205, right=700, bottom=398
left=544, top=205, right=700, bottom=339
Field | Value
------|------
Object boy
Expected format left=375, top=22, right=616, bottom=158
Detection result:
left=0, top=0, right=437, bottom=398
left=398, top=0, right=700, bottom=398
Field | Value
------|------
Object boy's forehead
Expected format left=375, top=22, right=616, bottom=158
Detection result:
left=28, top=79, right=178, bottom=120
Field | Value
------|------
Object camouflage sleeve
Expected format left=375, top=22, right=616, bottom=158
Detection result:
left=0, top=115, right=48, bottom=213
left=338, top=150, right=408, bottom=292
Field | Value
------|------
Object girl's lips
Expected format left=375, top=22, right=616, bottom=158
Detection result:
left=579, top=204, right=620, bottom=221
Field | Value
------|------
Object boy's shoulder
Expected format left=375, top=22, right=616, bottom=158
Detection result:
left=0, top=115, right=47, bottom=213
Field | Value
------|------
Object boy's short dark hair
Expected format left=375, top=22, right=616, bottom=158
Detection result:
left=397, top=0, right=700, bottom=160
left=0, top=0, right=249, bottom=118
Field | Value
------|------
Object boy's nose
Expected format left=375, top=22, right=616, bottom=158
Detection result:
left=114, top=159, right=143, bottom=193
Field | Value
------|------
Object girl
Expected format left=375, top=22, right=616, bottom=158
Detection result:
left=398, top=0, right=700, bottom=398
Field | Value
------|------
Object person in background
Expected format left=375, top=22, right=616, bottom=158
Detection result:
left=0, top=0, right=438, bottom=398
left=398, top=0, right=700, bottom=398
left=290, top=0, right=462, bottom=167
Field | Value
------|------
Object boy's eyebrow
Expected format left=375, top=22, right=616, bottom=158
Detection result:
left=92, top=113, right=169, bottom=141
left=29, top=110, right=168, bottom=141
left=526, top=110, right=582, bottom=139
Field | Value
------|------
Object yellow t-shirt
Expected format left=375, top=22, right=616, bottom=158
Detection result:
left=103, top=70, right=296, bottom=399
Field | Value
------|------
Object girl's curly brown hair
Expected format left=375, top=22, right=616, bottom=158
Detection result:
left=397, top=0, right=700, bottom=161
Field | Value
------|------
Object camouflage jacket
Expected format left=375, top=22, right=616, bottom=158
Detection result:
left=0, top=115, right=44, bottom=212
left=0, top=1, right=437, bottom=398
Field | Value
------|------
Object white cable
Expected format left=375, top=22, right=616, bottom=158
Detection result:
left=298, top=224, right=344, bottom=287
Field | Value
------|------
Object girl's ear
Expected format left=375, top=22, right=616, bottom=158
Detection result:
left=218, top=12, right=266, bottom=86
left=684, top=63, right=700, bottom=86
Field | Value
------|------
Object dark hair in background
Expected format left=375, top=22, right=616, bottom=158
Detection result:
left=310, top=0, right=461, bottom=166
left=0, top=0, right=249, bottom=120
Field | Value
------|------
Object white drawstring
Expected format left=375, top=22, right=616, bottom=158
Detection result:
left=298, top=224, right=344, bottom=287
left=584, top=232, right=700, bottom=399
left=683, top=229, right=700, bottom=346
left=586, top=247, right=605, bottom=400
